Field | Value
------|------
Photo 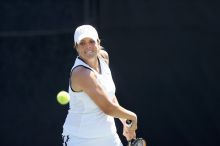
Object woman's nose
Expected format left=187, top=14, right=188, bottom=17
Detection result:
left=85, top=43, right=92, bottom=49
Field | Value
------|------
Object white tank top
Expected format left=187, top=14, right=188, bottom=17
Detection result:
left=62, top=57, right=117, bottom=138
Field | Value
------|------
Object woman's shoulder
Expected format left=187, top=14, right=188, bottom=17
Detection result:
left=99, top=49, right=109, bottom=65
left=71, top=65, right=93, bottom=77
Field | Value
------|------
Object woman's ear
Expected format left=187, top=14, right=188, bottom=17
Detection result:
left=97, top=39, right=101, bottom=44
left=74, top=43, right=78, bottom=49
left=97, top=39, right=102, bottom=50
left=74, top=44, right=79, bottom=53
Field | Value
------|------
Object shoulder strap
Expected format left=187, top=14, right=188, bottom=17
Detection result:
left=72, top=57, right=95, bottom=72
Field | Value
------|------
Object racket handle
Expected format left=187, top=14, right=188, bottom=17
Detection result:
left=128, top=141, right=131, bottom=146
left=126, top=120, right=132, bottom=127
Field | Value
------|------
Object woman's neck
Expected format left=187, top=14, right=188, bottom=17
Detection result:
left=78, top=56, right=100, bottom=73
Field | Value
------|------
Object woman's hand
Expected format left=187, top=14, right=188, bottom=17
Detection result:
left=122, top=118, right=137, bottom=141
left=123, top=124, right=136, bottom=141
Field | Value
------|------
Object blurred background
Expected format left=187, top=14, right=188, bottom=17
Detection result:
left=1, top=0, right=220, bottom=146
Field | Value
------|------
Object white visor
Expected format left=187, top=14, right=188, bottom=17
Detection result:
left=74, top=25, right=99, bottom=45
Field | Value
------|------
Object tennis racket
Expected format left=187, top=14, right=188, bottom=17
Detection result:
left=128, top=138, right=147, bottom=146
left=126, top=120, right=147, bottom=146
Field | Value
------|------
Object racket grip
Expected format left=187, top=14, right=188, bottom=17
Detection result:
left=126, top=120, right=132, bottom=127
left=128, top=141, right=131, bottom=146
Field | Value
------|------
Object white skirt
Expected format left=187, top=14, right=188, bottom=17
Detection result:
left=62, top=133, right=123, bottom=146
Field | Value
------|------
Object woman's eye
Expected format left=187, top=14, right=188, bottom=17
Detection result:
left=89, top=40, right=95, bottom=44
left=79, top=42, right=85, bottom=46
left=79, top=39, right=95, bottom=46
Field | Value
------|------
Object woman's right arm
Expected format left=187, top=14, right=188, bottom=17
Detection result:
left=71, top=66, right=137, bottom=130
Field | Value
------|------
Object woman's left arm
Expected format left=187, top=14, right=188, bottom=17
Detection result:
left=101, top=47, right=136, bottom=140
left=98, top=48, right=109, bottom=65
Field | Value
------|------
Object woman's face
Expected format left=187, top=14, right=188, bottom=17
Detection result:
left=75, top=37, right=100, bottom=60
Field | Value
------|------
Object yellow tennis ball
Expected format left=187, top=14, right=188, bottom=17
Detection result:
left=56, top=91, right=70, bottom=105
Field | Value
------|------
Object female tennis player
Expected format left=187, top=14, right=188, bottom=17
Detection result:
left=62, top=25, right=137, bottom=146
